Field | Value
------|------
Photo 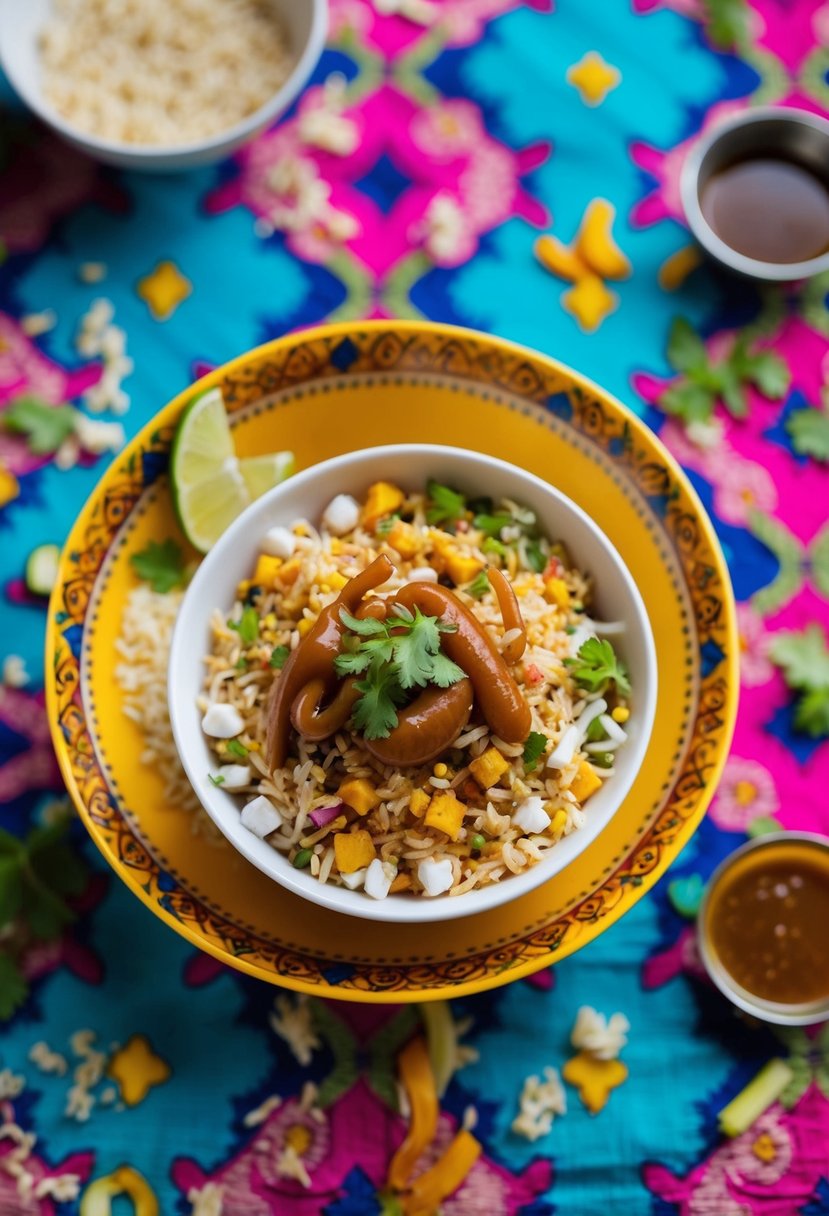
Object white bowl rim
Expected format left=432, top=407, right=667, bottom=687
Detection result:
left=0, top=0, right=328, bottom=162
left=168, top=442, right=658, bottom=924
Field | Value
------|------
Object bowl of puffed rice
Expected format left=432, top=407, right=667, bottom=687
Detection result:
left=0, top=0, right=327, bottom=171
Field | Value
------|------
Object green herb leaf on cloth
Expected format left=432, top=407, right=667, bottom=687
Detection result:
left=769, top=624, right=829, bottom=738
left=4, top=395, right=77, bottom=455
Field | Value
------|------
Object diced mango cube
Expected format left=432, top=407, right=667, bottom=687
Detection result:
left=362, top=481, right=405, bottom=530
left=277, top=557, right=302, bottom=586
left=543, top=577, right=570, bottom=609
left=409, top=788, right=431, bottom=818
left=252, top=554, right=283, bottom=586
left=570, top=760, right=602, bottom=803
left=386, top=519, right=420, bottom=559
left=446, top=551, right=484, bottom=586
left=424, top=791, right=466, bottom=840
left=334, top=829, right=376, bottom=873
left=469, top=747, right=510, bottom=790
left=328, top=571, right=348, bottom=591
left=338, top=777, right=381, bottom=817
left=389, top=872, right=412, bottom=894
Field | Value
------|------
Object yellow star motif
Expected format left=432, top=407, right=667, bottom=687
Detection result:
left=562, top=1051, right=628, bottom=1114
left=137, top=259, right=192, bottom=322
left=658, top=244, right=702, bottom=291
left=566, top=52, right=621, bottom=107
left=535, top=198, right=631, bottom=332
left=80, top=1166, right=159, bottom=1216
left=107, top=1033, right=171, bottom=1106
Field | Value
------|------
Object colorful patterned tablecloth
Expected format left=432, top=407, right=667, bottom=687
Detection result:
left=2, top=2, right=829, bottom=1212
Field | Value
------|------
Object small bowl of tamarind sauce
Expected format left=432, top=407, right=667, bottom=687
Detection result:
left=698, top=832, right=829, bottom=1026
left=680, top=107, right=829, bottom=281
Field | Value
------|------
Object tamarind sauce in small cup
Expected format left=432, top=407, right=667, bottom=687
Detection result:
left=699, top=833, right=829, bottom=1025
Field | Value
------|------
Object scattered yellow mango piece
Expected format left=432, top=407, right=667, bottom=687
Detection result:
left=409, top=788, right=432, bottom=818
left=575, top=199, right=631, bottom=280
left=570, top=760, right=602, bottom=803
left=387, top=519, right=420, bottom=559
left=562, top=1051, right=628, bottom=1114
left=390, top=872, right=412, bottom=894
left=566, top=51, right=621, bottom=107
left=107, top=1034, right=171, bottom=1107
left=543, top=576, right=570, bottom=609
left=362, top=481, right=405, bottom=530
left=297, top=618, right=314, bottom=637
left=445, top=551, right=484, bottom=585
left=469, top=747, right=510, bottom=790
left=338, top=776, right=381, bottom=816
left=253, top=554, right=283, bottom=586
left=658, top=244, right=702, bottom=291
left=328, top=571, right=348, bottom=591
left=424, top=791, right=466, bottom=840
left=334, top=829, right=376, bottom=873
left=277, top=557, right=302, bottom=586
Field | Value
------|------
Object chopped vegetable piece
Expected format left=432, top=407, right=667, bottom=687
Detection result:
left=338, top=777, right=381, bottom=817
left=469, top=747, right=510, bottom=789
left=409, top=789, right=431, bottom=818
left=471, top=833, right=485, bottom=851
left=208, top=773, right=225, bottom=786
left=522, top=731, right=548, bottom=772
left=473, top=512, right=514, bottom=538
left=424, top=791, right=466, bottom=840
left=482, top=536, right=508, bottom=557
left=592, top=752, right=614, bottom=768
left=585, top=717, right=606, bottom=743
left=130, top=538, right=186, bottom=593
left=426, top=479, right=467, bottom=526
left=567, top=637, right=631, bottom=696
left=270, top=645, right=290, bottom=669
left=225, top=738, right=248, bottom=759
left=543, top=577, right=570, bottom=608
left=362, top=481, right=405, bottom=529
left=465, top=569, right=491, bottom=599
left=526, top=539, right=547, bottom=573
left=334, top=829, right=376, bottom=873
left=570, top=760, right=602, bottom=802
left=385, top=518, right=419, bottom=556
left=229, top=605, right=259, bottom=646
left=252, top=554, right=283, bottom=586
left=292, top=848, right=313, bottom=869
left=418, top=856, right=454, bottom=896
left=25, top=543, right=60, bottom=596
left=308, top=801, right=345, bottom=829
left=718, top=1059, right=793, bottom=1138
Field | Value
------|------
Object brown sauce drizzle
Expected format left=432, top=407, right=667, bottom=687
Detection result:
left=265, top=559, right=531, bottom=770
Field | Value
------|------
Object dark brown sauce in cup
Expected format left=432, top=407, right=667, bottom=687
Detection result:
left=700, top=157, right=829, bottom=265
left=704, top=839, right=829, bottom=1007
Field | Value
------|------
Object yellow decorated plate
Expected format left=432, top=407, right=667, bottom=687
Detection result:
left=46, top=321, right=738, bottom=1002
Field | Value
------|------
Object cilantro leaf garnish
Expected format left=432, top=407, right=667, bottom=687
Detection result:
left=352, top=661, right=407, bottom=739
left=466, top=569, right=491, bottom=600
left=426, top=479, right=467, bottom=526
left=229, top=605, right=259, bottom=646
left=130, top=538, right=186, bottom=593
left=769, top=625, right=829, bottom=738
left=4, top=395, right=77, bottom=455
left=567, top=637, right=631, bottom=696
left=270, top=645, right=290, bottom=669
left=335, top=603, right=466, bottom=738
left=522, top=731, right=548, bottom=772
left=473, top=512, right=514, bottom=538
left=226, top=739, right=248, bottom=758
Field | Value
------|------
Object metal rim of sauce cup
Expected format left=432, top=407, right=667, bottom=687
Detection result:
left=697, top=831, right=829, bottom=1026
left=679, top=106, right=829, bottom=282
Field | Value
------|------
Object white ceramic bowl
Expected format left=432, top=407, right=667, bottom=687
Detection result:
left=0, top=0, right=327, bottom=171
left=168, top=444, right=658, bottom=923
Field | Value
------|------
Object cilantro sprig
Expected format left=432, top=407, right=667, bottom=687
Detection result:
left=769, top=625, right=829, bottom=738
left=660, top=318, right=790, bottom=427
left=426, top=479, right=467, bottom=527
left=0, top=816, right=88, bottom=1021
left=229, top=605, right=259, bottom=646
left=522, top=731, right=548, bottom=772
left=567, top=637, right=631, bottom=697
left=334, top=605, right=466, bottom=739
left=130, top=538, right=187, bottom=593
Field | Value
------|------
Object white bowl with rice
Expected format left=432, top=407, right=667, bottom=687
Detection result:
left=168, top=444, right=657, bottom=923
left=0, top=0, right=327, bottom=171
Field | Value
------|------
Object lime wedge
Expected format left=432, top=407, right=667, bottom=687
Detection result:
left=171, top=387, right=251, bottom=553
left=239, top=450, right=295, bottom=501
